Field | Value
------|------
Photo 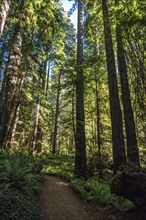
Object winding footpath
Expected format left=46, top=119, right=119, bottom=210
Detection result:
left=39, top=175, right=95, bottom=220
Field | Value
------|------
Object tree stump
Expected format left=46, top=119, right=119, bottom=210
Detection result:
left=111, top=170, right=146, bottom=209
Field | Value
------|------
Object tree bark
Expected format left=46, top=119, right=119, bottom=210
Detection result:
left=75, top=0, right=87, bottom=179
left=95, top=74, right=101, bottom=155
left=52, top=70, right=62, bottom=154
left=0, top=18, right=23, bottom=146
left=45, top=60, right=50, bottom=97
left=115, top=0, right=139, bottom=165
left=4, top=75, right=25, bottom=148
left=0, top=26, right=22, bottom=146
left=6, top=101, right=20, bottom=148
left=0, top=0, right=11, bottom=38
left=30, top=95, right=40, bottom=156
left=102, top=0, right=126, bottom=173
left=71, top=84, right=76, bottom=149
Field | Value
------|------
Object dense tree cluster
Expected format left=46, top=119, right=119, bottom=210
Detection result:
left=0, top=0, right=145, bottom=177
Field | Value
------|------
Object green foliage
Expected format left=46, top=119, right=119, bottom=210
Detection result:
left=0, top=151, right=40, bottom=193
left=42, top=154, right=74, bottom=180
left=71, top=177, right=134, bottom=211
left=0, top=188, right=38, bottom=220
left=0, top=150, right=41, bottom=220
left=87, top=153, right=112, bottom=177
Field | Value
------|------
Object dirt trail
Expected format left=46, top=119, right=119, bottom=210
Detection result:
left=39, top=175, right=95, bottom=220
left=39, top=175, right=146, bottom=220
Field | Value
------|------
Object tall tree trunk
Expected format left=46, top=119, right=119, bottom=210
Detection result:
left=52, top=70, right=62, bottom=154
left=4, top=75, right=25, bottom=148
left=102, top=0, right=126, bottom=173
left=71, top=84, right=76, bottom=149
left=30, top=95, right=40, bottom=156
left=5, top=101, right=20, bottom=148
left=115, top=0, right=139, bottom=165
left=95, top=72, right=101, bottom=155
left=0, top=0, right=11, bottom=38
left=95, top=73, right=103, bottom=178
left=45, top=60, right=50, bottom=97
left=75, top=0, right=87, bottom=179
left=0, top=2, right=25, bottom=147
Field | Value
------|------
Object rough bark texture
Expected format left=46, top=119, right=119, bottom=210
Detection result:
left=0, top=1, right=25, bottom=147
left=0, top=22, right=23, bottom=146
left=102, top=0, right=126, bottom=173
left=52, top=71, right=62, bottom=154
left=111, top=170, right=146, bottom=209
left=5, top=102, right=20, bottom=147
left=75, top=0, right=87, bottom=179
left=115, top=0, right=139, bottom=165
left=5, top=76, right=25, bottom=148
left=0, top=0, right=11, bottom=37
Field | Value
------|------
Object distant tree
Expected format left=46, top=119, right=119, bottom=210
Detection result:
left=52, top=70, right=62, bottom=154
left=30, top=95, right=40, bottom=155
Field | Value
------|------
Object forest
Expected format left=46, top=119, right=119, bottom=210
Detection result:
left=0, top=0, right=146, bottom=219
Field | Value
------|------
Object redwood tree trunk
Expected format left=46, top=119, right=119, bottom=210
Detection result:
left=5, top=76, right=25, bottom=148
left=5, top=102, right=20, bottom=148
left=102, top=0, right=126, bottom=173
left=115, top=0, right=139, bottom=165
left=0, top=0, right=11, bottom=37
left=95, top=74, right=101, bottom=155
left=75, top=0, right=87, bottom=179
left=0, top=2, right=25, bottom=147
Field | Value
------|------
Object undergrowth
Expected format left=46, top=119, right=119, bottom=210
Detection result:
left=71, top=177, right=134, bottom=211
left=42, top=153, right=74, bottom=180
left=0, top=149, right=42, bottom=220
left=42, top=153, right=134, bottom=211
left=0, top=187, right=38, bottom=220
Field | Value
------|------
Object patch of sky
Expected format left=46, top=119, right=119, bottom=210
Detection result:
left=61, top=0, right=77, bottom=30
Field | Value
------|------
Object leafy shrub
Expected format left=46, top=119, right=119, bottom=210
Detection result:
left=87, top=153, right=112, bottom=177
left=71, top=177, right=134, bottom=211
left=0, top=187, right=38, bottom=220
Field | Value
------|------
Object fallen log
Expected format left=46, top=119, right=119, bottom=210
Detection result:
left=111, top=169, right=146, bottom=209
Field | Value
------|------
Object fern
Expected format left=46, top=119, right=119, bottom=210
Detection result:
left=71, top=177, right=134, bottom=211
left=0, top=151, right=40, bottom=193
left=0, top=150, right=41, bottom=219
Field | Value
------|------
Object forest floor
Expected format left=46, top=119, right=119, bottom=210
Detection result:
left=38, top=175, right=145, bottom=220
